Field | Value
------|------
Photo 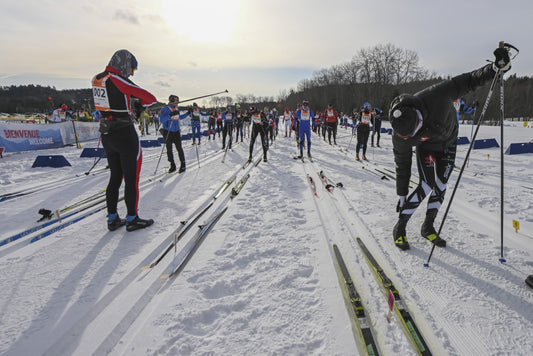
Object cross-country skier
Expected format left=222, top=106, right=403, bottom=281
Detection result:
left=160, top=95, right=188, bottom=174
left=222, top=106, right=234, bottom=150
left=208, top=110, right=216, bottom=140
left=294, top=100, right=314, bottom=158
left=234, top=105, right=244, bottom=143
left=248, top=106, right=268, bottom=162
left=355, top=103, right=372, bottom=160
left=371, top=107, right=383, bottom=147
left=91, top=49, right=157, bottom=231
left=452, top=98, right=474, bottom=123
left=324, top=104, right=338, bottom=145
left=282, top=107, right=292, bottom=137
left=189, top=102, right=205, bottom=145
left=390, top=46, right=511, bottom=250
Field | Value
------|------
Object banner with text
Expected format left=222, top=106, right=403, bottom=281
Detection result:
left=0, top=122, right=100, bottom=153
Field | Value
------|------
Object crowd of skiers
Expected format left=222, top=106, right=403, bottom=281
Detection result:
left=91, top=47, right=532, bottom=289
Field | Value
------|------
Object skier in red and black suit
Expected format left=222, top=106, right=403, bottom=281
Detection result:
left=92, top=49, right=157, bottom=232
left=390, top=46, right=511, bottom=250
left=248, top=106, right=268, bottom=162
left=324, top=104, right=338, bottom=145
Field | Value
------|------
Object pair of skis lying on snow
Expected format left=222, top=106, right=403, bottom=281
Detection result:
left=334, top=238, right=432, bottom=356
left=302, top=165, right=432, bottom=355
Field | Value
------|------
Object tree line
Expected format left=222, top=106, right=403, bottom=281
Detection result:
left=2, top=44, right=531, bottom=122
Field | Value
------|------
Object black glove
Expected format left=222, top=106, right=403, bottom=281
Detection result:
left=493, top=47, right=511, bottom=72
left=169, top=110, right=180, bottom=117
left=396, top=196, right=406, bottom=213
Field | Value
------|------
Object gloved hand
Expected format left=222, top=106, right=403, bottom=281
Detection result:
left=396, top=196, right=406, bottom=213
left=493, top=47, right=511, bottom=72
left=133, top=100, right=144, bottom=117
left=169, top=110, right=180, bottom=117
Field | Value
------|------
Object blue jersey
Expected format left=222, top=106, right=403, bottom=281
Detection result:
left=160, top=105, right=188, bottom=132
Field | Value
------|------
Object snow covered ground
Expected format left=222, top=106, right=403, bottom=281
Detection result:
left=0, top=120, right=532, bottom=356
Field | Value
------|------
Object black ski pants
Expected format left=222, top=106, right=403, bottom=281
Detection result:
left=356, top=124, right=370, bottom=155
left=249, top=122, right=268, bottom=159
left=400, top=143, right=457, bottom=220
left=102, top=125, right=142, bottom=216
left=162, top=129, right=185, bottom=166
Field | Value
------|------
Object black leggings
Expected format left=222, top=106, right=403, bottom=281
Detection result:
left=400, top=144, right=457, bottom=219
left=102, top=125, right=141, bottom=216
left=356, top=124, right=370, bottom=154
left=163, top=130, right=185, bottom=165
left=249, top=123, right=268, bottom=158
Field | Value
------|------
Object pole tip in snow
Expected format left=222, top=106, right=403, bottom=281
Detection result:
left=499, top=258, right=507, bottom=263
left=423, top=263, right=429, bottom=268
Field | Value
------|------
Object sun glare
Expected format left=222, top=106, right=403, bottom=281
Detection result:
left=161, top=0, right=239, bottom=43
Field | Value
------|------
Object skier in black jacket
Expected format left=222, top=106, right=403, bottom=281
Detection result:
left=92, top=49, right=158, bottom=232
left=390, top=46, right=511, bottom=250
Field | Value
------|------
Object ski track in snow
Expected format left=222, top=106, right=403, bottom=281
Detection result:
left=0, top=122, right=532, bottom=355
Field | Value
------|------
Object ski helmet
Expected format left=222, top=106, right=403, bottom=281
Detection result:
left=61, top=104, right=67, bottom=111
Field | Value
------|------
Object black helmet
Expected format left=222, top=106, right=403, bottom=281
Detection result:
left=389, top=94, right=424, bottom=138
left=249, top=106, right=257, bottom=114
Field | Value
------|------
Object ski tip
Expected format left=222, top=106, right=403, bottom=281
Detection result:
left=141, top=265, right=152, bottom=270
left=160, top=274, right=170, bottom=279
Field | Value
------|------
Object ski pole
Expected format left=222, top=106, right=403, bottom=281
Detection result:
left=195, top=143, right=200, bottom=168
left=425, top=69, right=503, bottom=267
left=85, top=157, right=102, bottom=175
left=179, top=89, right=228, bottom=104
left=499, top=69, right=506, bottom=263
left=154, top=125, right=170, bottom=174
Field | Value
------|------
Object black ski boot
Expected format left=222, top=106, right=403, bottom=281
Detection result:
left=126, top=215, right=154, bottom=232
left=307, top=151, right=312, bottom=159
left=526, top=275, right=533, bottom=289
left=168, top=162, right=176, bottom=173
left=248, top=156, right=252, bottom=163
left=393, top=215, right=410, bottom=250
left=421, top=212, right=446, bottom=247
left=178, top=163, right=186, bottom=173
left=107, top=213, right=126, bottom=231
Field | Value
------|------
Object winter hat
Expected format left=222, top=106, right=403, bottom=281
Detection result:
left=108, top=49, right=138, bottom=77
left=249, top=106, right=257, bottom=114
left=389, top=94, right=424, bottom=138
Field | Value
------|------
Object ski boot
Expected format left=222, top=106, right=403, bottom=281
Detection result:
left=126, top=215, right=154, bottom=232
left=248, top=156, right=253, bottom=163
left=363, top=154, right=367, bottom=161
left=263, top=156, right=267, bottom=162
left=421, top=216, right=446, bottom=247
left=168, top=162, right=176, bottom=173
left=355, top=153, right=360, bottom=161
left=107, top=213, right=126, bottom=231
left=393, top=215, right=410, bottom=250
left=307, top=151, right=312, bottom=159
left=178, top=163, right=186, bottom=173
left=526, top=275, right=533, bottom=289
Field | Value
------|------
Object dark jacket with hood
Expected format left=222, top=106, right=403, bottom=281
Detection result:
left=391, top=64, right=496, bottom=196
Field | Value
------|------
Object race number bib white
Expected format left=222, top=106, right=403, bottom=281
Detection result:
left=93, top=86, right=110, bottom=111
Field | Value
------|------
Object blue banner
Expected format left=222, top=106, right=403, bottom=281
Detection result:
left=0, top=122, right=64, bottom=152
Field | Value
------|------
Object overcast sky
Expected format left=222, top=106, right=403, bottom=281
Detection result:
left=1, top=0, right=531, bottom=106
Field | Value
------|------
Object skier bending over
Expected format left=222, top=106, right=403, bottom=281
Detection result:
left=390, top=45, right=511, bottom=250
